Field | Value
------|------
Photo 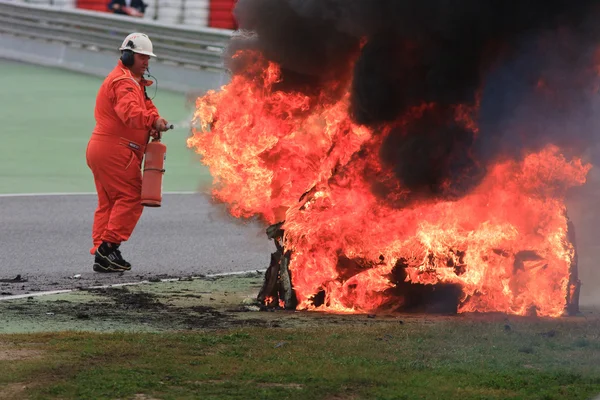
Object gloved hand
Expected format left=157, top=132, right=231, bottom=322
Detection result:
left=153, top=117, right=170, bottom=132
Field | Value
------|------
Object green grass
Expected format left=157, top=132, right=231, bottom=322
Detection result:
left=2, top=317, right=600, bottom=400
left=0, top=59, right=212, bottom=194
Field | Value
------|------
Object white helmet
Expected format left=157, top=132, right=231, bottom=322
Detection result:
left=119, top=33, right=156, bottom=57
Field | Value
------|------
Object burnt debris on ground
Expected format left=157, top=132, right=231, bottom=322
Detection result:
left=0, top=273, right=597, bottom=334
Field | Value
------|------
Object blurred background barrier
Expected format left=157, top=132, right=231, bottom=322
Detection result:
left=5, top=0, right=237, bottom=29
left=0, top=0, right=235, bottom=92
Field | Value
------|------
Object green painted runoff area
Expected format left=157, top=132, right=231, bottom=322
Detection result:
left=0, top=59, right=212, bottom=194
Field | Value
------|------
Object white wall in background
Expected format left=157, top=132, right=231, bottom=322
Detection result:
left=6, top=0, right=213, bottom=27
left=144, top=0, right=209, bottom=27
left=9, top=0, right=76, bottom=8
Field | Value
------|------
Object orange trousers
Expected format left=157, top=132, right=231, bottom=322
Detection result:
left=86, top=137, right=144, bottom=255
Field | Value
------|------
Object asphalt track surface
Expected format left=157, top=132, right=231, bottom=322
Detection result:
left=0, top=193, right=273, bottom=296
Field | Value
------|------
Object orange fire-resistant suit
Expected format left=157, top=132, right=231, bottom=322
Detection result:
left=86, top=60, right=160, bottom=255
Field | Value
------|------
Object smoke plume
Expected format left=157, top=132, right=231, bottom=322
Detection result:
left=228, top=0, right=600, bottom=202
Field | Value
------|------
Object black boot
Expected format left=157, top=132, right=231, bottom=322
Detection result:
left=93, top=242, right=132, bottom=273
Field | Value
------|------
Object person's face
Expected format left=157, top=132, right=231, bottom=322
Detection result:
left=131, top=53, right=150, bottom=76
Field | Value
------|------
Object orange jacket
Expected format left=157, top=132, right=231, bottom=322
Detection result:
left=91, top=60, right=159, bottom=149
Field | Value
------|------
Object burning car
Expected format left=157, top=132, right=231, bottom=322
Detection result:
left=188, top=0, right=599, bottom=317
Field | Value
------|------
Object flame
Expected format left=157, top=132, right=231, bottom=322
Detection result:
left=187, top=52, right=591, bottom=318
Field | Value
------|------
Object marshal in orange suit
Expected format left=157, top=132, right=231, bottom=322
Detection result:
left=86, top=33, right=170, bottom=273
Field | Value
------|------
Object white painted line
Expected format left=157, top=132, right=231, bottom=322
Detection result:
left=0, top=192, right=97, bottom=197
left=0, top=191, right=198, bottom=198
left=207, top=270, right=266, bottom=277
left=0, top=289, right=74, bottom=301
left=0, top=269, right=266, bottom=302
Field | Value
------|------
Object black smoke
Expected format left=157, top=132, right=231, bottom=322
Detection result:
left=229, top=0, right=600, bottom=204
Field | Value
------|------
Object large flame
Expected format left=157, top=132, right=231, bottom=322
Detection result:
left=187, top=54, right=591, bottom=318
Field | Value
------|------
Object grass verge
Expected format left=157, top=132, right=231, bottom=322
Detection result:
left=0, top=274, right=599, bottom=400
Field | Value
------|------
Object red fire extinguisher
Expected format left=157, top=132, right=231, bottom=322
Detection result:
left=141, top=124, right=173, bottom=207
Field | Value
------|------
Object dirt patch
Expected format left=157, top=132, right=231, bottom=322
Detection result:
left=0, top=344, right=43, bottom=361
left=192, top=380, right=303, bottom=390
left=0, top=383, right=29, bottom=400
left=324, top=394, right=361, bottom=400
left=84, top=288, right=167, bottom=311
left=257, top=383, right=304, bottom=389
left=76, top=286, right=270, bottom=330
left=132, top=394, right=163, bottom=400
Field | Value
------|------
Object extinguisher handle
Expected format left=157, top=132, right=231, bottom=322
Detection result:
left=150, top=123, right=174, bottom=142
